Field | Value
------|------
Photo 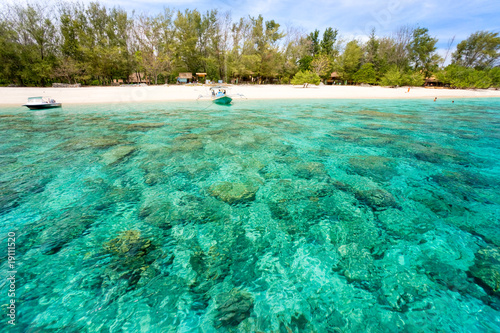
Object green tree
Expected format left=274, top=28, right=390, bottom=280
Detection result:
left=298, top=55, right=313, bottom=71
left=401, top=71, right=424, bottom=86
left=452, top=31, right=500, bottom=69
left=249, top=15, right=285, bottom=82
left=376, top=37, right=397, bottom=74
left=488, top=67, right=500, bottom=87
left=409, top=27, right=440, bottom=77
left=280, top=26, right=309, bottom=83
left=311, top=54, right=331, bottom=79
left=0, top=20, right=21, bottom=84
left=18, top=4, right=58, bottom=61
left=320, top=27, right=338, bottom=56
left=198, top=10, right=220, bottom=80
left=380, top=66, right=403, bottom=86
left=228, top=17, right=255, bottom=80
left=65, top=2, right=133, bottom=84
left=174, top=9, right=204, bottom=73
left=59, top=3, right=83, bottom=60
left=291, top=70, right=320, bottom=87
left=134, top=10, right=174, bottom=84
left=353, top=63, right=377, bottom=84
left=364, top=29, right=380, bottom=69
left=11, top=3, right=60, bottom=86
left=307, top=29, right=320, bottom=56
left=339, top=40, right=362, bottom=82
left=438, top=64, right=492, bottom=88
left=299, top=28, right=338, bottom=74
left=380, top=67, right=424, bottom=87
left=57, top=2, right=90, bottom=82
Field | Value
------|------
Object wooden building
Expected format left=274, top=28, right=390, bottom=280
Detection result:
left=196, top=73, right=207, bottom=83
left=425, top=76, right=445, bottom=87
left=327, top=72, right=342, bottom=85
left=177, top=72, right=193, bottom=84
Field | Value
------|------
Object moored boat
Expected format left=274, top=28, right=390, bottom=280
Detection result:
left=210, top=87, right=232, bottom=105
left=197, top=86, right=246, bottom=105
left=23, top=96, right=62, bottom=110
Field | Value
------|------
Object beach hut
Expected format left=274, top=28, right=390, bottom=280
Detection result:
left=425, top=76, right=444, bottom=87
left=177, top=73, right=193, bottom=84
left=327, top=72, right=342, bottom=85
left=196, top=73, right=207, bottom=83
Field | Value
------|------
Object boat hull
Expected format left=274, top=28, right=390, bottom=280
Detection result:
left=23, top=103, right=62, bottom=110
left=212, top=96, right=232, bottom=105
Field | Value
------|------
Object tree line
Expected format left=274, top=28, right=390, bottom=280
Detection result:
left=0, top=1, right=499, bottom=88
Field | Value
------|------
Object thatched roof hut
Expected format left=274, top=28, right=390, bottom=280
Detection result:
left=179, top=73, right=192, bottom=79
left=177, top=72, right=193, bottom=83
left=425, top=75, right=444, bottom=87
left=327, top=72, right=342, bottom=85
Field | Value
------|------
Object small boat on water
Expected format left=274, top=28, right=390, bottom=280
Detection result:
left=197, top=86, right=245, bottom=105
left=210, top=87, right=232, bottom=105
left=23, top=96, right=62, bottom=110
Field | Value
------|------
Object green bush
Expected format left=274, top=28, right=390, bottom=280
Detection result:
left=90, top=80, right=100, bottom=86
left=467, top=70, right=492, bottom=88
left=380, top=67, right=402, bottom=87
left=402, top=71, right=425, bottom=86
left=380, top=67, right=426, bottom=87
left=354, top=63, right=377, bottom=84
left=487, top=67, right=500, bottom=87
left=438, top=65, right=493, bottom=89
left=291, top=70, right=321, bottom=87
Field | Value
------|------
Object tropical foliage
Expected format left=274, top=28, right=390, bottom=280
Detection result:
left=291, top=70, right=320, bottom=87
left=0, top=1, right=499, bottom=88
left=452, top=31, right=500, bottom=69
left=436, top=65, right=494, bottom=89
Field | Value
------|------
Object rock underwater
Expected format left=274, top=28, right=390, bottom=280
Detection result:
left=208, top=182, right=259, bottom=205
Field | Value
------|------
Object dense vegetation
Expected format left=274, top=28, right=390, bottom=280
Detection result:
left=0, top=1, right=499, bottom=87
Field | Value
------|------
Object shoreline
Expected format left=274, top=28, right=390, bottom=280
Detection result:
left=1, top=85, right=500, bottom=106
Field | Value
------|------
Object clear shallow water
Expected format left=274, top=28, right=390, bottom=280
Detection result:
left=1, top=98, right=499, bottom=332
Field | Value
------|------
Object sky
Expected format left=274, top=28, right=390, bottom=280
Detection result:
left=6, top=0, right=500, bottom=62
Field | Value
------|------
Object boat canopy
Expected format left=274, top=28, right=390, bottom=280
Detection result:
left=27, top=96, right=45, bottom=102
left=25, top=96, right=56, bottom=105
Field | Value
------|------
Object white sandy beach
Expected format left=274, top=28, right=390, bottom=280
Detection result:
left=1, top=84, right=500, bottom=106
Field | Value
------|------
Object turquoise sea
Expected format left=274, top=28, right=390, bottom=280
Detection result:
left=1, top=98, right=499, bottom=332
